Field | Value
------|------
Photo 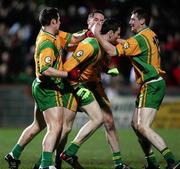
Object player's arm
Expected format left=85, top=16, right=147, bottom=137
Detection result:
left=39, top=48, right=79, bottom=80
left=116, top=38, right=141, bottom=57
left=63, top=42, right=94, bottom=72
left=95, top=34, right=117, bottom=56
left=39, top=48, right=67, bottom=78
left=42, top=67, right=68, bottom=78
left=94, top=23, right=141, bottom=57
left=93, top=24, right=117, bottom=56
left=58, top=30, right=87, bottom=49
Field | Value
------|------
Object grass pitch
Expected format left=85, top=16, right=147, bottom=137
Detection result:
left=0, top=128, right=180, bottom=169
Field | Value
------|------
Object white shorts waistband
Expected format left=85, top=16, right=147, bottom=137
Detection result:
left=145, top=76, right=163, bottom=84
left=36, top=77, right=41, bottom=82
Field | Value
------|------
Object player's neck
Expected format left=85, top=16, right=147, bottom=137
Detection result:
left=137, top=25, right=148, bottom=33
left=42, top=26, right=56, bottom=36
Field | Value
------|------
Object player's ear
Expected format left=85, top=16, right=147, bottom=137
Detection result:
left=108, top=30, right=113, bottom=39
left=140, top=18, right=145, bottom=25
left=51, top=18, right=56, bottom=25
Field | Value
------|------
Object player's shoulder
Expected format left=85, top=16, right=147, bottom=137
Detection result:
left=37, top=31, right=55, bottom=47
left=82, top=37, right=99, bottom=48
left=36, top=33, right=57, bottom=54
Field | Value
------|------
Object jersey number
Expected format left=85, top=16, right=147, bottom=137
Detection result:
left=153, top=35, right=161, bottom=59
left=153, top=35, right=160, bottom=52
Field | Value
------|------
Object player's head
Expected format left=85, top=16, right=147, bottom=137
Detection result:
left=101, top=18, right=121, bottom=44
left=129, top=7, right=151, bottom=34
left=87, top=10, right=105, bottom=29
left=39, top=7, right=61, bottom=33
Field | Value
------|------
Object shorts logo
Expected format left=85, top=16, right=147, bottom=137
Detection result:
left=123, top=42, right=130, bottom=49
left=45, top=56, right=51, bottom=63
left=76, top=50, right=84, bottom=57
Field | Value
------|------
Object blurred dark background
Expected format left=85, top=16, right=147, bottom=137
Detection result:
left=0, top=0, right=180, bottom=87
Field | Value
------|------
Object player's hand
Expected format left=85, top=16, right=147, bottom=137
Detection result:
left=76, top=87, right=91, bottom=100
left=93, top=23, right=102, bottom=36
left=107, top=68, right=119, bottom=77
left=68, top=68, right=80, bottom=80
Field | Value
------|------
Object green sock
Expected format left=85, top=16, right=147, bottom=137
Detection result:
left=40, top=152, right=53, bottom=168
left=161, top=148, right=177, bottom=166
left=11, top=144, right=23, bottom=160
left=65, top=142, right=80, bottom=156
left=145, top=152, right=159, bottom=167
left=113, top=152, right=123, bottom=166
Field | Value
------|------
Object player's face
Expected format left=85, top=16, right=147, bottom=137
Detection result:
left=57, top=15, right=61, bottom=28
left=53, top=15, right=61, bottom=34
left=88, top=13, right=105, bottom=29
left=110, top=27, right=121, bottom=44
left=129, top=13, right=142, bottom=34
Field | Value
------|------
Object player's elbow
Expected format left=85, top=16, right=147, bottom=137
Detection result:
left=106, top=47, right=117, bottom=57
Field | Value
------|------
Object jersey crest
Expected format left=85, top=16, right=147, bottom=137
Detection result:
left=44, top=56, right=51, bottom=63
left=76, top=50, right=84, bottom=57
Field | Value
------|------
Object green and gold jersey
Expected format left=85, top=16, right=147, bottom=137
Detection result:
left=63, top=37, right=101, bottom=84
left=116, top=27, right=166, bottom=84
left=34, top=29, right=72, bottom=82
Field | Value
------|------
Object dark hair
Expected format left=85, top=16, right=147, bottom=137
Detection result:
left=88, top=10, right=105, bottom=19
left=101, top=18, right=121, bottom=34
left=39, top=7, right=60, bottom=26
left=132, top=8, right=151, bottom=26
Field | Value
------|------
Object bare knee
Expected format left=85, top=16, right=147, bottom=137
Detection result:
left=47, top=122, right=62, bottom=136
left=62, top=124, right=72, bottom=136
left=134, top=123, right=150, bottom=136
left=131, top=119, right=143, bottom=131
left=93, top=114, right=104, bottom=127
left=137, top=124, right=146, bottom=135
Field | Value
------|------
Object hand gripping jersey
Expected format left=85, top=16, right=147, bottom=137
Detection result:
left=116, top=27, right=166, bottom=84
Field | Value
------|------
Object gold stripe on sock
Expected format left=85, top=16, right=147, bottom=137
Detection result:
left=162, top=149, right=170, bottom=156
left=113, top=156, right=121, bottom=161
left=145, top=154, right=155, bottom=159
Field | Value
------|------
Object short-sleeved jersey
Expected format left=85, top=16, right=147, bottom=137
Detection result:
left=34, top=29, right=72, bottom=82
left=116, top=27, right=166, bottom=84
left=63, top=37, right=102, bottom=84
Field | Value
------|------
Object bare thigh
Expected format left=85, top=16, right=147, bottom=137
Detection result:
left=132, top=107, right=156, bottom=128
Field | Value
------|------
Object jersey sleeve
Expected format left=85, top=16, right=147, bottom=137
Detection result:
left=58, top=31, right=73, bottom=49
left=73, top=29, right=88, bottom=37
left=39, top=48, right=55, bottom=74
left=63, top=42, right=94, bottom=72
left=116, top=37, right=142, bottom=57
